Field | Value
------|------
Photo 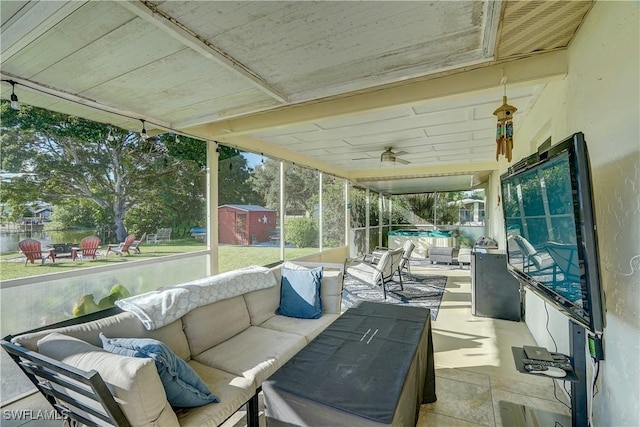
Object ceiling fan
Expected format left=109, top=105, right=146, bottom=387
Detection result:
left=352, top=147, right=411, bottom=165
left=380, top=147, right=411, bottom=165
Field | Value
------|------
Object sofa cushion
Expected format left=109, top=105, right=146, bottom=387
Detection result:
left=12, top=312, right=191, bottom=361
left=99, top=334, right=218, bottom=408
left=277, top=266, right=323, bottom=319
left=194, top=326, right=306, bottom=386
left=260, top=313, right=340, bottom=343
left=176, top=361, right=255, bottom=427
left=182, top=296, right=251, bottom=357
left=37, top=333, right=178, bottom=427
left=244, top=283, right=281, bottom=326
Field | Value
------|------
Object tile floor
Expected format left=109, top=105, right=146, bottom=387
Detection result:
left=1, top=265, right=572, bottom=427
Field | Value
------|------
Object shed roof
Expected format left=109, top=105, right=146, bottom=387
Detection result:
left=219, top=204, right=275, bottom=212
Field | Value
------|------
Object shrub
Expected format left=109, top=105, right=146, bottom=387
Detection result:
left=284, top=217, right=318, bottom=248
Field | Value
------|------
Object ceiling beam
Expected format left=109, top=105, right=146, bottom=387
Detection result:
left=184, top=50, right=567, bottom=140
left=348, top=161, right=499, bottom=182
left=118, top=1, right=289, bottom=103
left=0, top=73, right=173, bottom=130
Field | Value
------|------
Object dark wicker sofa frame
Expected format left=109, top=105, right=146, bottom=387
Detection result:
left=2, top=307, right=260, bottom=427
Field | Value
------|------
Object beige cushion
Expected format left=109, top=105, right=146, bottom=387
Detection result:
left=37, top=333, right=178, bottom=427
left=13, top=312, right=191, bottom=360
left=260, top=313, right=339, bottom=342
left=194, top=326, right=306, bottom=386
left=176, top=361, right=255, bottom=427
left=182, top=296, right=250, bottom=357
left=244, top=282, right=281, bottom=326
left=318, top=270, right=343, bottom=314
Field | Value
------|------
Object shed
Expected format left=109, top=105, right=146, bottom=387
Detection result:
left=218, top=205, right=277, bottom=245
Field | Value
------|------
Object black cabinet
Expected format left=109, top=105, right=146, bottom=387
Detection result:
left=471, top=250, right=521, bottom=321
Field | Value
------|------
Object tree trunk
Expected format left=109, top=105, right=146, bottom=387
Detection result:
left=114, top=211, right=127, bottom=242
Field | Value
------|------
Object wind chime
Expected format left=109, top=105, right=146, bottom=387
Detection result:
left=493, top=79, right=517, bottom=162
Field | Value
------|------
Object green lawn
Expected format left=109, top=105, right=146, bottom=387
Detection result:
left=0, top=239, right=321, bottom=280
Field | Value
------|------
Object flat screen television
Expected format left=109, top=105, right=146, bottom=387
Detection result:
left=500, top=132, right=605, bottom=335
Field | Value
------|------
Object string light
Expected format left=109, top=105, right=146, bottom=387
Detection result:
left=107, top=128, right=114, bottom=142
left=140, top=119, right=149, bottom=141
left=8, top=80, right=20, bottom=110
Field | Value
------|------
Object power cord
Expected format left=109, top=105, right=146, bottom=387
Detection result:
left=544, top=302, right=572, bottom=409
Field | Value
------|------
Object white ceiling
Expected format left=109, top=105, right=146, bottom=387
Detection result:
left=0, top=1, right=593, bottom=194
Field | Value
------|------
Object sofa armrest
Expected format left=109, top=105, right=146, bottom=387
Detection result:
left=1, top=339, right=130, bottom=426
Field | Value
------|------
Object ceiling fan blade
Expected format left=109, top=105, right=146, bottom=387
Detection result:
left=351, top=157, right=372, bottom=161
left=396, top=158, right=411, bottom=165
left=394, top=151, right=408, bottom=156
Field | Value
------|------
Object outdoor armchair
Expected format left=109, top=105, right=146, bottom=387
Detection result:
left=72, top=235, right=101, bottom=261
left=105, top=234, right=136, bottom=257
left=131, top=232, right=147, bottom=254
left=18, top=239, right=55, bottom=266
left=345, top=247, right=404, bottom=299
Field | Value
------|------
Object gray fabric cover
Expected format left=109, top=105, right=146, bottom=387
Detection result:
left=263, top=302, right=436, bottom=426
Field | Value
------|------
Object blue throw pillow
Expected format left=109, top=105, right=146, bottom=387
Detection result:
left=276, top=266, right=323, bottom=319
left=99, top=333, right=218, bottom=408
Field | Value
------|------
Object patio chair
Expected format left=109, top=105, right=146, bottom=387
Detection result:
left=132, top=232, right=147, bottom=254
left=18, top=239, right=55, bottom=266
left=105, top=234, right=136, bottom=257
left=71, top=236, right=101, bottom=261
left=345, top=247, right=404, bottom=299
left=147, top=228, right=172, bottom=244
left=398, top=240, right=415, bottom=277
left=366, top=240, right=415, bottom=278
left=511, top=235, right=554, bottom=275
left=545, top=241, right=581, bottom=283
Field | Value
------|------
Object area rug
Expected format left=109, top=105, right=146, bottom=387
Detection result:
left=342, top=273, right=447, bottom=320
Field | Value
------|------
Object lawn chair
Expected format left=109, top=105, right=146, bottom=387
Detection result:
left=105, top=234, right=136, bottom=257
left=18, top=239, right=55, bottom=266
left=545, top=241, right=580, bottom=283
left=71, top=236, right=101, bottom=261
left=147, top=228, right=172, bottom=244
left=132, top=232, right=147, bottom=254
left=398, top=240, right=415, bottom=278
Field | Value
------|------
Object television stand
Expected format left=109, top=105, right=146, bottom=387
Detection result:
left=509, top=322, right=589, bottom=427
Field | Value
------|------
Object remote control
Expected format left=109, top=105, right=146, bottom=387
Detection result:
left=522, top=358, right=573, bottom=371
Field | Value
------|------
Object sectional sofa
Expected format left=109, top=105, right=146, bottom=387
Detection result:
left=2, top=261, right=344, bottom=427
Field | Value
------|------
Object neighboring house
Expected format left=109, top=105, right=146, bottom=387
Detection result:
left=452, top=199, right=485, bottom=225
left=34, top=207, right=53, bottom=222
left=218, top=205, right=277, bottom=245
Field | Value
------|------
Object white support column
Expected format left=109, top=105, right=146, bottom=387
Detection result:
left=207, top=141, right=219, bottom=276
left=279, top=161, right=285, bottom=261
left=365, top=188, right=370, bottom=252
left=378, top=194, right=383, bottom=247
left=319, top=172, right=323, bottom=253
left=344, top=180, right=350, bottom=248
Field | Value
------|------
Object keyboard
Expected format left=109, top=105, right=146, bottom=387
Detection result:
left=522, top=358, right=573, bottom=371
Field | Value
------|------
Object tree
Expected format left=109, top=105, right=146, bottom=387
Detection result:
left=0, top=102, right=206, bottom=241
left=217, top=147, right=262, bottom=206
left=251, top=159, right=319, bottom=214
